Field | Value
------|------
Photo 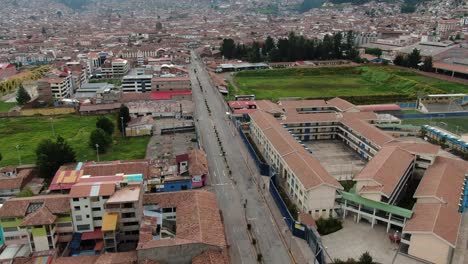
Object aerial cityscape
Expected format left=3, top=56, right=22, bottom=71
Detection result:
left=0, top=0, right=467, bottom=263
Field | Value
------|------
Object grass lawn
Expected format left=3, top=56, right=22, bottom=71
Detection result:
left=0, top=102, right=16, bottom=113
left=402, top=117, right=468, bottom=135
left=233, top=66, right=468, bottom=102
left=0, top=115, right=150, bottom=166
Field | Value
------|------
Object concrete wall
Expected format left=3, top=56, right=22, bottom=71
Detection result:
left=360, top=193, right=382, bottom=202
left=305, top=185, right=337, bottom=218
left=137, top=243, right=221, bottom=264
left=408, top=233, right=451, bottom=264
left=21, top=107, right=75, bottom=116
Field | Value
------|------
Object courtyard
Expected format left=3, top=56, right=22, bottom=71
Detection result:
left=306, top=140, right=366, bottom=181
left=321, top=218, right=400, bottom=264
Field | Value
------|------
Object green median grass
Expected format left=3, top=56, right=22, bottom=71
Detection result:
left=0, top=115, right=149, bottom=166
left=233, top=66, right=468, bottom=102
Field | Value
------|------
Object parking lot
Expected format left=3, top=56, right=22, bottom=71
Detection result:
left=306, top=140, right=366, bottom=181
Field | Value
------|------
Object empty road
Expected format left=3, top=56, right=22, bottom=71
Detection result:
left=189, top=52, right=292, bottom=264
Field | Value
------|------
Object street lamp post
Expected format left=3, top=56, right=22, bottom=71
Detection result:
left=95, top=144, right=100, bottom=162
left=15, top=145, right=22, bottom=165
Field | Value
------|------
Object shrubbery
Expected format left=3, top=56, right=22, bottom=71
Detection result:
left=316, top=217, right=343, bottom=235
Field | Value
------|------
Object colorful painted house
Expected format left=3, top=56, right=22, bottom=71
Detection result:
left=0, top=195, right=72, bottom=253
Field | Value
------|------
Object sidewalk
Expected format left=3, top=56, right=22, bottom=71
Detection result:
left=236, top=132, right=312, bottom=264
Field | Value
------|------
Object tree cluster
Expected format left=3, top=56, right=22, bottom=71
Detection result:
left=393, top=48, right=433, bottom=72
left=16, top=85, right=31, bottom=105
left=334, top=252, right=375, bottom=264
left=220, top=31, right=359, bottom=63
left=117, top=105, right=131, bottom=133
left=90, top=116, right=115, bottom=153
left=365, top=48, right=382, bottom=58
left=36, top=136, right=76, bottom=179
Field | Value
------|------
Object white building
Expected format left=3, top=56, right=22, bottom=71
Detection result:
left=122, top=74, right=152, bottom=93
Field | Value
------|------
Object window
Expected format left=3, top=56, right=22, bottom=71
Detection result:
left=93, top=217, right=102, bottom=221
left=72, top=198, right=79, bottom=202
left=92, top=207, right=101, bottom=211
left=123, top=221, right=139, bottom=226
left=74, top=206, right=80, bottom=211
left=57, top=222, right=72, bottom=227
left=90, top=197, right=99, bottom=202
left=75, top=215, right=82, bottom=221
left=122, top=212, right=135, bottom=218
left=123, top=203, right=133, bottom=209
left=76, top=224, right=90, bottom=231
left=86, top=214, right=90, bottom=218
left=2, top=227, right=18, bottom=232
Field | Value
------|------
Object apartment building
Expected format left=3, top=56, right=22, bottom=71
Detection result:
left=101, top=58, right=130, bottom=79
left=151, top=77, right=191, bottom=92
left=0, top=195, right=72, bottom=253
left=69, top=174, right=144, bottom=252
left=37, top=74, right=72, bottom=100
left=104, top=185, right=143, bottom=249
left=69, top=182, right=115, bottom=233
left=122, top=74, right=152, bottom=93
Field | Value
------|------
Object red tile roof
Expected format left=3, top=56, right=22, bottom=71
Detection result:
left=69, top=183, right=116, bottom=198
left=151, top=90, right=192, bottom=100
left=140, top=191, right=227, bottom=249
left=354, top=146, right=415, bottom=198
left=19, top=206, right=56, bottom=226
left=191, top=250, right=229, bottom=264
left=0, top=195, right=70, bottom=218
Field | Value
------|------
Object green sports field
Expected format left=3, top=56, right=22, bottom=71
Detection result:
left=233, top=66, right=468, bottom=102
left=0, top=115, right=150, bottom=166
left=402, top=117, right=468, bottom=135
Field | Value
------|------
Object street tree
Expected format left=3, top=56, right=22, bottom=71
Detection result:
left=117, top=104, right=131, bottom=132
left=16, top=85, right=31, bottom=105
left=90, top=128, right=112, bottom=153
left=36, top=136, right=76, bottom=179
left=264, top=36, right=275, bottom=56
left=220, top=38, right=235, bottom=59
left=407, top=48, right=421, bottom=68
left=96, top=116, right=115, bottom=135
left=422, top=56, right=433, bottom=72
left=393, top=54, right=406, bottom=66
